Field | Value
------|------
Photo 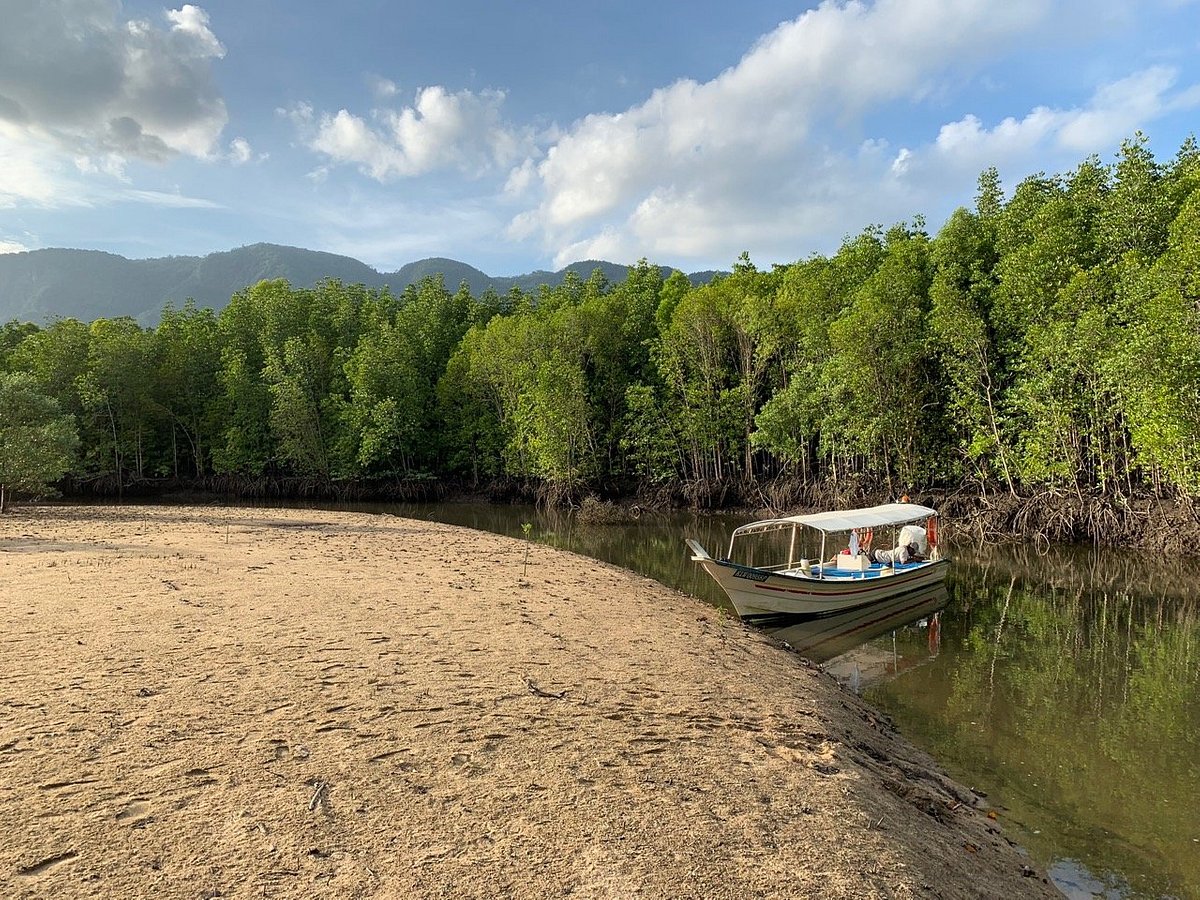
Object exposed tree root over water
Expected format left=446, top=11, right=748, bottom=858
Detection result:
left=939, top=490, right=1200, bottom=556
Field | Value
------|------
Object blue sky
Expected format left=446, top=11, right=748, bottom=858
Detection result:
left=1, top=1, right=1198, bottom=275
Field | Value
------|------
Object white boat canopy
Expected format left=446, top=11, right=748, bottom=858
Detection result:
left=730, top=503, right=938, bottom=539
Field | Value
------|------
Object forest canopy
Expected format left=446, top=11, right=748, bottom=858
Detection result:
left=2, top=134, right=1198, bottom=507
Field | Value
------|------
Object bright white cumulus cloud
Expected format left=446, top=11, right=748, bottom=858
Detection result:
left=0, top=0, right=229, bottom=205
left=507, top=0, right=1200, bottom=268
left=895, top=64, right=1200, bottom=190
left=512, top=0, right=1054, bottom=266
left=931, top=66, right=1186, bottom=163
left=303, top=86, right=532, bottom=180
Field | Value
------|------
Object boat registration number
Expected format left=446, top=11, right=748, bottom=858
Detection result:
left=732, top=566, right=769, bottom=583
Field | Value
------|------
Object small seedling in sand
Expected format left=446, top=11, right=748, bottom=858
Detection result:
left=521, top=522, right=532, bottom=578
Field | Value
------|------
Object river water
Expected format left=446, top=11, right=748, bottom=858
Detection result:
left=319, top=500, right=1198, bottom=898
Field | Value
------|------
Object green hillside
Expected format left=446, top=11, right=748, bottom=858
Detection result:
left=0, top=244, right=720, bottom=324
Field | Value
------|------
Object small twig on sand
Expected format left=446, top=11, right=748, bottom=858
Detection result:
left=308, top=780, right=328, bottom=811
left=524, top=677, right=567, bottom=700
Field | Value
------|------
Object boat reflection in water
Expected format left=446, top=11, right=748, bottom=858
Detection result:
left=762, top=585, right=948, bottom=691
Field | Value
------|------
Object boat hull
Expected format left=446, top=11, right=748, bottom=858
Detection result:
left=692, top=555, right=950, bottom=622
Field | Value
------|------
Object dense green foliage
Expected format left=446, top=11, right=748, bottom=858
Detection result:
left=2, top=135, right=1198, bottom=503
left=0, top=371, right=79, bottom=510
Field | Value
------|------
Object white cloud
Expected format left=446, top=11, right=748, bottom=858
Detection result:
left=512, top=0, right=1053, bottom=266
left=0, top=122, right=93, bottom=208
left=503, top=158, right=538, bottom=198
left=1056, top=66, right=1179, bottom=151
left=0, top=239, right=28, bottom=254
left=0, top=2, right=228, bottom=159
left=500, top=0, right=1200, bottom=270
left=0, top=1, right=231, bottom=206
left=229, top=138, right=253, bottom=164
left=301, top=86, right=533, bottom=179
left=279, top=102, right=314, bottom=127
left=367, top=75, right=399, bottom=99
left=932, top=109, right=1061, bottom=163
left=545, top=147, right=914, bottom=268
left=122, top=189, right=222, bottom=209
left=166, top=4, right=225, bottom=59
left=923, top=65, right=1200, bottom=177
left=227, top=137, right=266, bottom=165
left=73, top=152, right=131, bottom=181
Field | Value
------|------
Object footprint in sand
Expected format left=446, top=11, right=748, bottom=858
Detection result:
left=17, top=850, right=78, bottom=877
left=116, top=798, right=153, bottom=826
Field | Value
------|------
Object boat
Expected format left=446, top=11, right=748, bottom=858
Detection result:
left=686, top=502, right=949, bottom=622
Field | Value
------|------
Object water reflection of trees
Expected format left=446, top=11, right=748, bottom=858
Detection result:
left=952, top=538, right=1200, bottom=604
left=879, top=546, right=1199, bottom=897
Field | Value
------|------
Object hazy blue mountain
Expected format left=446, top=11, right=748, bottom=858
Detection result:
left=0, top=243, right=723, bottom=324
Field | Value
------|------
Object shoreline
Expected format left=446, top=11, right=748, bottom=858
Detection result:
left=1, top=505, right=1058, bottom=898
left=52, top=474, right=1200, bottom=558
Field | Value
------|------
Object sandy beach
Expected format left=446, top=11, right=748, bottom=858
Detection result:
left=0, top=505, right=1057, bottom=899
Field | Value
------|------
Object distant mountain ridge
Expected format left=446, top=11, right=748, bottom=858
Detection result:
left=0, top=243, right=723, bottom=324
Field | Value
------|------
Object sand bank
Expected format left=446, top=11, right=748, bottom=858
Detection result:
left=0, top=505, right=1056, bottom=898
